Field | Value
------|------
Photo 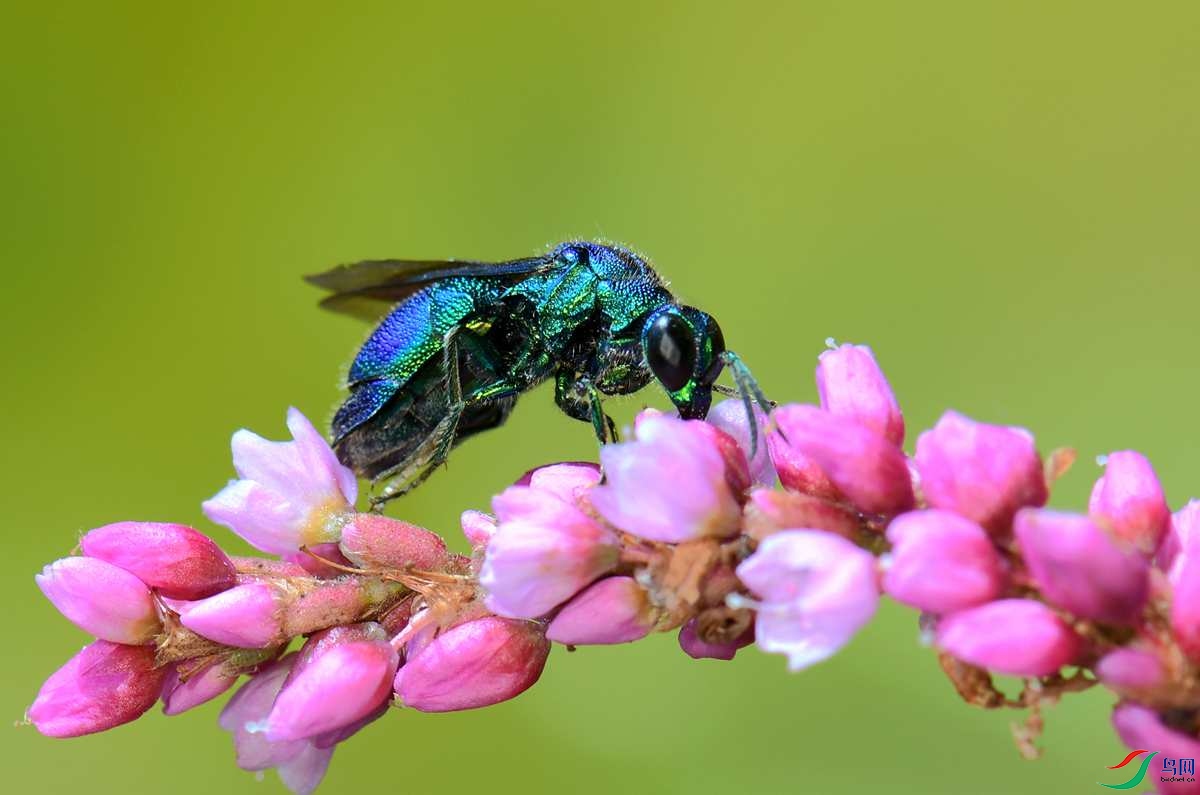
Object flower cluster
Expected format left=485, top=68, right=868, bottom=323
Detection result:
left=30, top=410, right=547, bottom=794
left=27, top=347, right=1200, bottom=794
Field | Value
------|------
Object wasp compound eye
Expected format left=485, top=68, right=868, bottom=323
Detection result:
left=646, top=312, right=696, bottom=392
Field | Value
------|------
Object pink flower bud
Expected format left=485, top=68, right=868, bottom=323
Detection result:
left=770, top=405, right=913, bottom=515
left=29, top=640, right=166, bottom=738
left=523, top=461, right=601, bottom=503
left=36, top=557, right=159, bottom=644
left=707, top=399, right=776, bottom=487
left=590, top=411, right=742, bottom=542
left=677, top=618, right=753, bottom=661
left=265, top=624, right=398, bottom=742
left=279, top=577, right=406, bottom=640
left=1112, top=703, right=1200, bottom=794
left=378, top=597, right=416, bottom=635
left=461, top=510, right=497, bottom=548
left=742, top=488, right=862, bottom=542
left=232, top=556, right=310, bottom=581
left=202, top=408, right=357, bottom=555
left=882, top=510, right=1004, bottom=614
left=161, top=659, right=240, bottom=716
left=275, top=745, right=336, bottom=795
left=1159, top=501, right=1200, bottom=575
left=1095, top=648, right=1164, bottom=694
left=689, top=420, right=753, bottom=496
left=816, top=343, right=905, bottom=447
left=735, top=529, right=880, bottom=670
left=935, top=599, right=1080, bottom=677
left=1170, top=541, right=1200, bottom=665
left=1014, top=509, right=1149, bottom=624
left=339, top=514, right=447, bottom=571
left=481, top=481, right=618, bottom=619
left=767, top=430, right=842, bottom=501
left=913, top=411, right=1047, bottom=535
left=546, top=577, right=659, bottom=645
left=80, top=521, right=236, bottom=600
left=394, top=616, right=550, bottom=712
left=282, top=543, right=352, bottom=579
left=1089, top=451, right=1171, bottom=554
left=179, top=582, right=281, bottom=648
left=219, top=656, right=336, bottom=793
left=220, top=657, right=296, bottom=765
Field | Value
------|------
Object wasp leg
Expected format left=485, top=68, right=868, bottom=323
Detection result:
left=555, top=371, right=618, bottom=444
left=586, top=380, right=619, bottom=444
left=560, top=374, right=616, bottom=443
left=369, top=331, right=522, bottom=510
left=368, top=410, right=461, bottom=510
left=367, top=328, right=469, bottom=509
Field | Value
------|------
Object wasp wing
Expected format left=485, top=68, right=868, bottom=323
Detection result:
left=305, top=256, right=553, bottom=323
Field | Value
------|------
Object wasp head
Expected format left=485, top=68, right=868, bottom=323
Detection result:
left=642, top=304, right=726, bottom=420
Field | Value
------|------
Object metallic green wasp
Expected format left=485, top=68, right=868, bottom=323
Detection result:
left=307, top=241, right=768, bottom=505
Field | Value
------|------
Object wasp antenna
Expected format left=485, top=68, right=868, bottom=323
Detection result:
left=721, top=351, right=773, bottom=412
left=720, top=351, right=775, bottom=457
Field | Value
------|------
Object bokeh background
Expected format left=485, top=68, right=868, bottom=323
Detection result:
left=4, top=2, right=1198, bottom=793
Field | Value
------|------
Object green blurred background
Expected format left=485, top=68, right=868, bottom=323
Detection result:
left=3, top=2, right=1198, bottom=793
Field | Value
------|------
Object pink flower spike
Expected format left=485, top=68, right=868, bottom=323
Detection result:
left=80, top=521, right=236, bottom=600
left=707, top=399, right=776, bottom=487
left=914, top=411, right=1048, bottom=535
left=1095, top=648, right=1165, bottom=694
left=882, top=510, right=1004, bottom=614
left=461, top=510, right=497, bottom=548
left=161, top=660, right=240, bottom=716
left=339, top=514, right=448, bottom=571
left=482, top=483, right=618, bottom=619
left=179, top=582, right=281, bottom=648
left=590, top=411, right=742, bottom=542
left=735, top=530, right=879, bottom=671
left=219, top=655, right=335, bottom=795
left=935, top=599, right=1080, bottom=677
left=770, top=405, right=913, bottom=515
left=395, top=616, right=550, bottom=712
left=1089, top=451, right=1171, bottom=554
left=265, top=623, right=398, bottom=743
left=1014, top=509, right=1149, bottom=624
left=546, top=576, right=658, bottom=645
left=678, top=619, right=754, bottom=661
left=816, top=343, right=905, bottom=446
left=1112, top=703, right=1200, bottom=795
left=36, top=557, right=159, bottom=644
left=29, top=640, right=166, bottom=738
left=202, top=408, right=357, bottom=555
